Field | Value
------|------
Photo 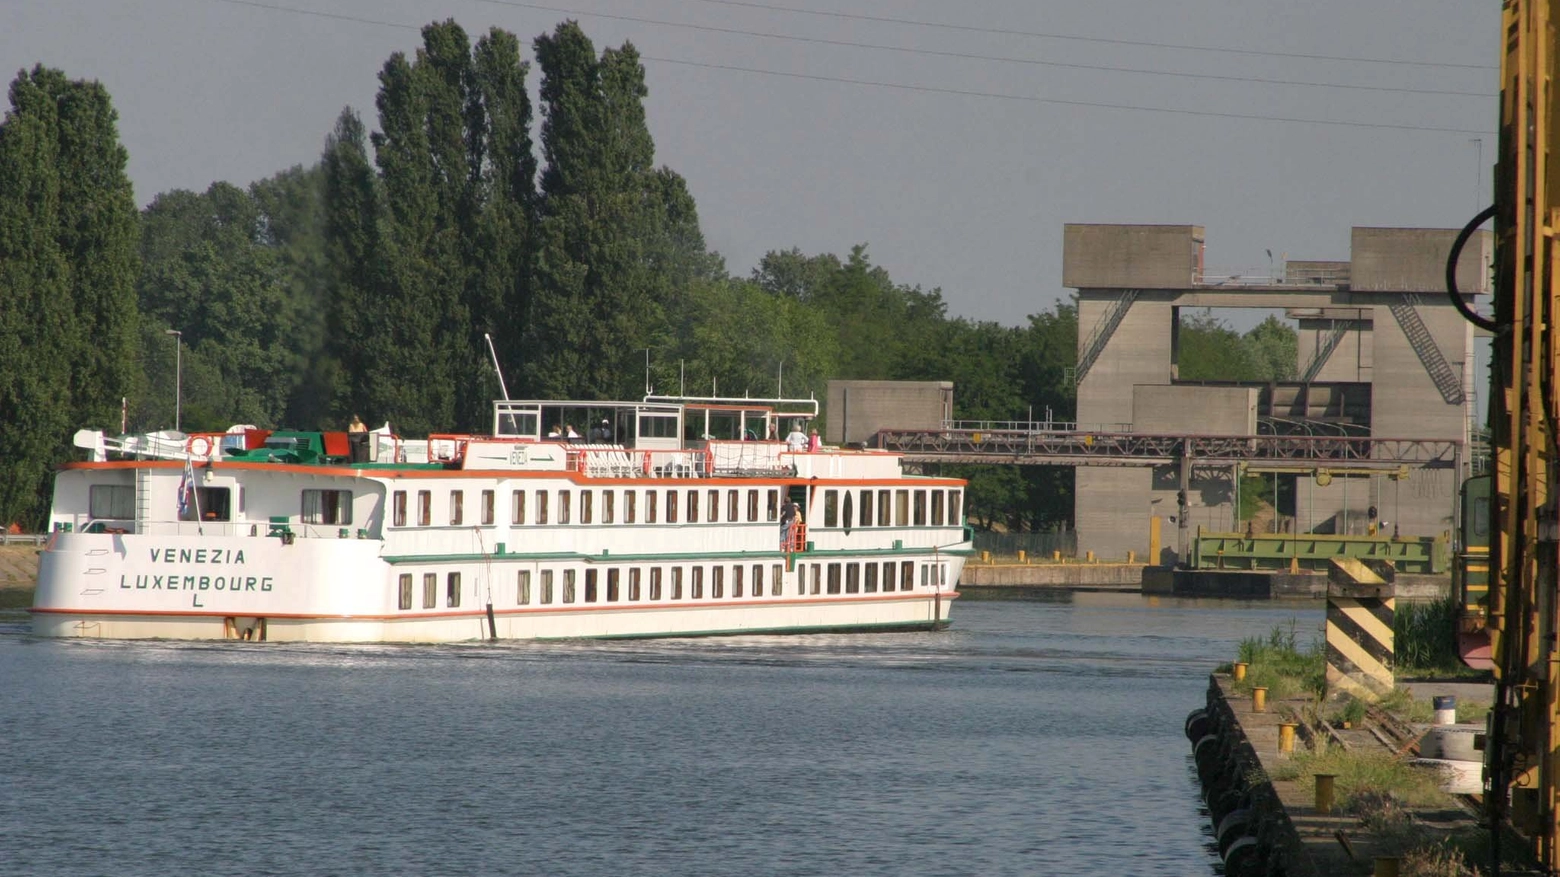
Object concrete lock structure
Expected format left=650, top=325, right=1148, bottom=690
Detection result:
left=1065, top=223, right=1490, bottom=564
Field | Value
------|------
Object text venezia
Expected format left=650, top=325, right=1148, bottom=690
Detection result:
left=119, top=547, right=274, bottom=592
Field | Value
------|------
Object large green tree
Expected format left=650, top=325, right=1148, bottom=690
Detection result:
left=0, top=66, right=138, bottom=528
left=525, top=22, right=711, bottom=399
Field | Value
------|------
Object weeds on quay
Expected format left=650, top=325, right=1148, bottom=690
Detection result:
left=1227, top=621, right=1327, bottom=701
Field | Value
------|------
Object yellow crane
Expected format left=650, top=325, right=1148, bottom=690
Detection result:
left=1482, top=1, right=1560, bottom=871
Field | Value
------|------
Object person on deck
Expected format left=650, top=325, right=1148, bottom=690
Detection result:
left=785, top=422, right=808, bottom=452
left=590, top=419, right=611, bottom=442
left=566, top=424, right=581, bottom=440
left=348, top=415, right=367, bottom=433
left=807, top=428, right=822, bottom=453
left=547, top=424, right=563, bottom=439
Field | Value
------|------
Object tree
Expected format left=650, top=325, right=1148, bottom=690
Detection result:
left=1242, top=315, right=1298, bottom=382
left=525, top=22, right=711, bottom=399
left=0, top=66, right=139, bottom=528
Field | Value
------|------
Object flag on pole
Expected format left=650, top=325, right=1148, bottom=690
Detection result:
left=176, top=459, right=193, bottom=519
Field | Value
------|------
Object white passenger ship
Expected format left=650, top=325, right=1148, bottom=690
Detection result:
left=33, top=396, right=970, bottom=642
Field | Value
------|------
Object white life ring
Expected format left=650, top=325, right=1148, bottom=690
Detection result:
left=187, top=435, right=213, bottom=457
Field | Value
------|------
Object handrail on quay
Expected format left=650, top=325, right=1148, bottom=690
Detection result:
left=872, top=427, right=1461, bottom=469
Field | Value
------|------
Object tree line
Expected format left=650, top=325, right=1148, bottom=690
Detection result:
left=0, top=19, right=1296, bottom=531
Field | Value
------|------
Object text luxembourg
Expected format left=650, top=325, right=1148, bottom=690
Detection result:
left=121, top=547, right=274, bottom=591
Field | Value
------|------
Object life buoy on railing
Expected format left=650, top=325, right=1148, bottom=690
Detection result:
left=187, top=435, right=213, bottom=457
left=642, top=452, right=652, bottom=476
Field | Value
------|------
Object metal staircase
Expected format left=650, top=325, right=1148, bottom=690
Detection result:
left=1299, top=321, right=1350, bottom=383
left=1074, top=289, right=1139, bottom=384
left=1387, top=294, right=1465, bottom=405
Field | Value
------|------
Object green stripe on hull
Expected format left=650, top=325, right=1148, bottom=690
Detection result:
left=383, top=545, right=973, bottom=564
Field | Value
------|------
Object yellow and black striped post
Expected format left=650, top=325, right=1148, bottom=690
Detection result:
left=1325, top=558, right=1395, bottom=701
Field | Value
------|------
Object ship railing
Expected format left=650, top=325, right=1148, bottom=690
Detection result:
left=571, top=446, right=710, bottom=478
left=707, top=440, right=794, bottom=476
left=68, top=519, right=368, bottom=539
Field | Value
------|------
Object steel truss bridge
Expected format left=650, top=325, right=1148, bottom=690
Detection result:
left=871, top=427, right=1463, bottom=471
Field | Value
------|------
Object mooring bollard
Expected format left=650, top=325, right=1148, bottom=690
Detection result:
left=1279, top=722, right=1297, bottom=755
left=1315, top=773, right=1336, bottom=815
left=1085, top=550, right=1096, bottom=563
left=1373, top=856, right=1401, bottom=877
left=1052, top=550, right=1060, bottom=562
left=1232, top=662, right=1248, bottom=682
left=981, top=550, right=990, bottom=564
left=1126, top=550, right=1135, bottom=564
left=1017, top=550, right=1027, bottom=564
left=1252, top=686, right=1268, bottom=713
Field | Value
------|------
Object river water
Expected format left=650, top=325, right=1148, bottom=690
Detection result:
left=0, top=594, right=1322, bottom=877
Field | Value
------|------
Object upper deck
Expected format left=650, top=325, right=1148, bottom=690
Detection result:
left=67, top=395, right=912, bottom=482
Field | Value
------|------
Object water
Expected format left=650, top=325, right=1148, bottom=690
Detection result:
left=0, top=594, right=1322, bottom=877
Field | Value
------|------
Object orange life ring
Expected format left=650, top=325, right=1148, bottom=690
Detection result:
left=187, top=435, right=213, bottom=457
left=642, top=452, right=652, bottom=475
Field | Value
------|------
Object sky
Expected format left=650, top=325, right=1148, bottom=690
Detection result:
left=3, top=0, right=1496, bottom=328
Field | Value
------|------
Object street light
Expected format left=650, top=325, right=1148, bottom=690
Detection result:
left=164, top=329, right=182, bottom=433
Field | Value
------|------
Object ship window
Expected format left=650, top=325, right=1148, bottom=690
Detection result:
left=747, top=490, right=759, bottom=522
left=865, top=563, right=878, bottom=593
left=732, top=565, right=743, bottom=598
left=512, top=490, right=525, bottom=525
left=536, top=490, right=549, bottom=525
left=302, top=489, right=351, bottom=525
left=726, top=490, right=737, bottom=522
left=563, top=570, right=576, bottom=603
left=481, top=490, right=495, bottom=526
left=449, top=490, right=464, bottom=526
left=877, top=490, right=891, bottom=526
left=752, top=564, right=763, bottom=598
left=687, top=490, right=699, bottom=523
left=859, top=490, right=873, bottom=528
left=882, top=562, right=895, bottom=593
left=705, top=489, right=717, bottom=523
left=540, top=570, right=554, bottom=604
left=666, top=490, right=678, bottom=524
left=921, top=564, right=930, bottom=589
left=649, top=567, right=662, bottom=600
left=605, top=568, right=620, bottom=601
left=670, top=567, right=683, bottom=600
left=398, top=574, right=413, bottom=610
left=941, top=564, right=949, bottom=586
left=584, top=569, right=598, bottom=603
left=393, top=491, right=407, bottom=527
left=88, top=484, right=135, bottom=521
left=417, top=490, right=431, bottom=527
left=518, top=570, right=531, bottom=605
left=711, top=566, right=723, bottom=599
left=827, top=563, right=841, bottom=594
left=846, top=563, right=860, bottom=594
left=931, top=491, right=944, bottom=526
left=913, top=491, right=927, bottom=526
left=771, top=564, right=783, bottom=596
left=901, top=563, right=914, bottom=591
left=823, top=490, right=838, bottom=528
left=625, top=490, right=636, bottom=523
left=194, top=487, right=233, bottom=522
left=627, top=568, right=639, bottom=601
left=646, top=490, right=657, bottom=524
left=895, top=490, right=909, bottom=527
left=949, top=490, right=963, bottom=525
left=447, top=572, right=461, bottom=607
left=767, top=489, right=779, bottom=522
left=603, top=490, right=614, bottom=524
left=580, top=490, right=593, bottom=524
left=691, top=566, right=704, bottom=599
left=559, top=491, right=571, bottom=524
left=422, top=573, right=437, bottom=608
left=809, top=563, right=821, bottom=595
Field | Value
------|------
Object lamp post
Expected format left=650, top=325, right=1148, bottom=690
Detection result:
left=164, top=329, right=182, bottom=432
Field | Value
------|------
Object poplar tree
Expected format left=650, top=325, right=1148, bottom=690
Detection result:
left=527, top=22, right=711, bottom=399
left=0, top=66, right=138, bottom=528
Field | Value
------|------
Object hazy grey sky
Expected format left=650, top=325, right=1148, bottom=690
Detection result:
left=4, top=0, right=1495, bottom=326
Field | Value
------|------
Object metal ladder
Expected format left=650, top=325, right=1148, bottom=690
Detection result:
left=134, top=468, right=154, bottom=530
left=1299, top=320, right=1351, bottom=383
left=1074, top=289, right=1139, bottom=384
left=1387, top=294, right=1465, bottom=405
